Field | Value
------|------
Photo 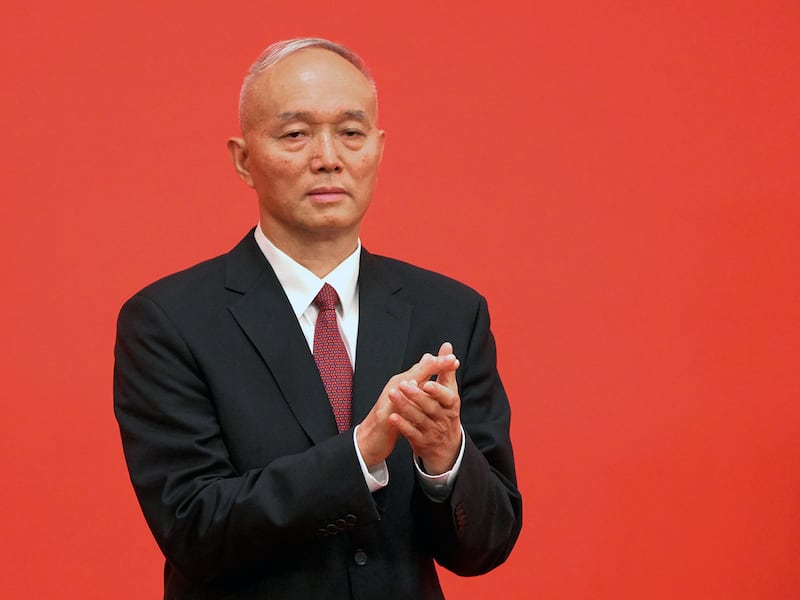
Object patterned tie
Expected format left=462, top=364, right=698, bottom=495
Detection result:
left=312, top=283, right=352, bottom=432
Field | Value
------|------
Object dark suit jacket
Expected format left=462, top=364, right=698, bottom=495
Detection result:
left=114, top=230, right=522, bottom=599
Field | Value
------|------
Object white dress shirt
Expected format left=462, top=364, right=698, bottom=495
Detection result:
left=253, top=226, right=463, bottom=500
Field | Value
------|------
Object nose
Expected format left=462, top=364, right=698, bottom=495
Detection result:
left=310, top=132, right=342, bottom=173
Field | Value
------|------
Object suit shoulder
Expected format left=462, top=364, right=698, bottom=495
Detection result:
left=369, top=254, right=485, bottom=304
left=116, top=252, right=235, bottom=329
left=121, top=230, right=260, bottom=312
left=133, top=254, right=226, bottom=301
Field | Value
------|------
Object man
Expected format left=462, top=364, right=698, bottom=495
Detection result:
left=114, top=38, right=521, bottom=599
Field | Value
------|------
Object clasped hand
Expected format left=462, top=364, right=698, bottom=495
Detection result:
left=357, top=342, right=462, bottom=475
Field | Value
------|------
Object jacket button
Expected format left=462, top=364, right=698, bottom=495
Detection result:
left=335, top=518, right=347, bottom=530
left=345, top=514, right=358, bottom=526
left=353, top=549, right=368, bottom=566
left=326, top=524, right=338, bottom=535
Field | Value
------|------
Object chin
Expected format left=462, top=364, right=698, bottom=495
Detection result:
left=306, top=217, right=361, bottom=236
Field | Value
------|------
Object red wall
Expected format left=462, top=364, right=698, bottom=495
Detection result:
left=2, top=1, right=799, bottom=598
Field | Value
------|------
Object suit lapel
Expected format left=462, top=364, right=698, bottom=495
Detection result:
left=221, top=234, right=412, bottom=441
left=352, top=250, right=412, bottom=424
left=224, top=232, right=338, bottom=443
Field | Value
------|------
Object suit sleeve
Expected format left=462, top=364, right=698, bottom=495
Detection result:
left=411, top=295, right=523, bottom=575
left=113, top=293, right=380, bottom=583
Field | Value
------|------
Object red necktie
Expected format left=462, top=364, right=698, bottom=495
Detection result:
left=312, top=283, right=352, bottom=432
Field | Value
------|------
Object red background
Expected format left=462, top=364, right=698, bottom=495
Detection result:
left=2, top=1, right=799, bottom=598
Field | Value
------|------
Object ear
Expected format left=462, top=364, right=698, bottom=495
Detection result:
left=376, top=129, right=386, bottom=165
left=226, top=137, right=254, bottom=187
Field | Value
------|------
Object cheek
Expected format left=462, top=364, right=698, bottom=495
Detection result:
left=355, top=150, right=381, bottom=175
left=262, top=157, right=307, bottom=185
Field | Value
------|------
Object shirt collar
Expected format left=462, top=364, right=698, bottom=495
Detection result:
left=253, top=226, right=360, bottom=319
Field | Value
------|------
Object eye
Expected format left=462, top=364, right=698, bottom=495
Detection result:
left=341, top=129, right=365, bottom=138
left=283, top=131, right=306, bottom=139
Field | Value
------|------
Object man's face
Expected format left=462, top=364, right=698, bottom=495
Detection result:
left=231, top=48, right=385, bottom=248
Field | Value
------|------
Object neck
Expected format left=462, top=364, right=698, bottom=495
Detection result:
left=259, top=224, right=359, bottom=278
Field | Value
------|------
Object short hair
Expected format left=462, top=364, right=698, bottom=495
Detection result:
left=238, top=37, right=376, bottom=131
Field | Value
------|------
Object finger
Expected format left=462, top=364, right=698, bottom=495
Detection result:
left=398, top=379, right=447, bottom=417
left=420, top=379, right=458, bottom=409
left=388, top=412, right=426, bottom=442
left=435, top=341, right=459, bottom=390
left=432, top=353, right=459, bottom=378
left=403, top=354, right=455, bottom=387
left=388, top=384, right=428, bottom=425
left=404, top=353, right=439, bottom=383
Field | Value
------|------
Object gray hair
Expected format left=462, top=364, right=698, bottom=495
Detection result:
left=238, top=37, right=376, bottom=131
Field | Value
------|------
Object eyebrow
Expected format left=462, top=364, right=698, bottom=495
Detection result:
left=277, top=110, right=369, bottom=123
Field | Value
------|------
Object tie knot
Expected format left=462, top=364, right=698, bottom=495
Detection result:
left=313, top=283, right=339, bottom=312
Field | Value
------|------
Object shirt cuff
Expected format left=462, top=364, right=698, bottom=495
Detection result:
left=414, top=426, right=465, bottom=502
left=353, top=425, right=388, bottom=493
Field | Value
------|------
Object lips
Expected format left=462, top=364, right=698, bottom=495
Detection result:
left=308, top=186, right=348, bottom=202
left=309, top=186, right=347, bottom=194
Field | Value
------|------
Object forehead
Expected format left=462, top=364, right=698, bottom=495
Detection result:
left=248, top=48, right=377, bottom=123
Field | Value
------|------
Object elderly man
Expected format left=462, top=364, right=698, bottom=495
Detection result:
left=114, top=38, right=521, bottom=599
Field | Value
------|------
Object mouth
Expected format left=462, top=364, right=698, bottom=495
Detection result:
left=307, top=187, right=349, bottom=203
